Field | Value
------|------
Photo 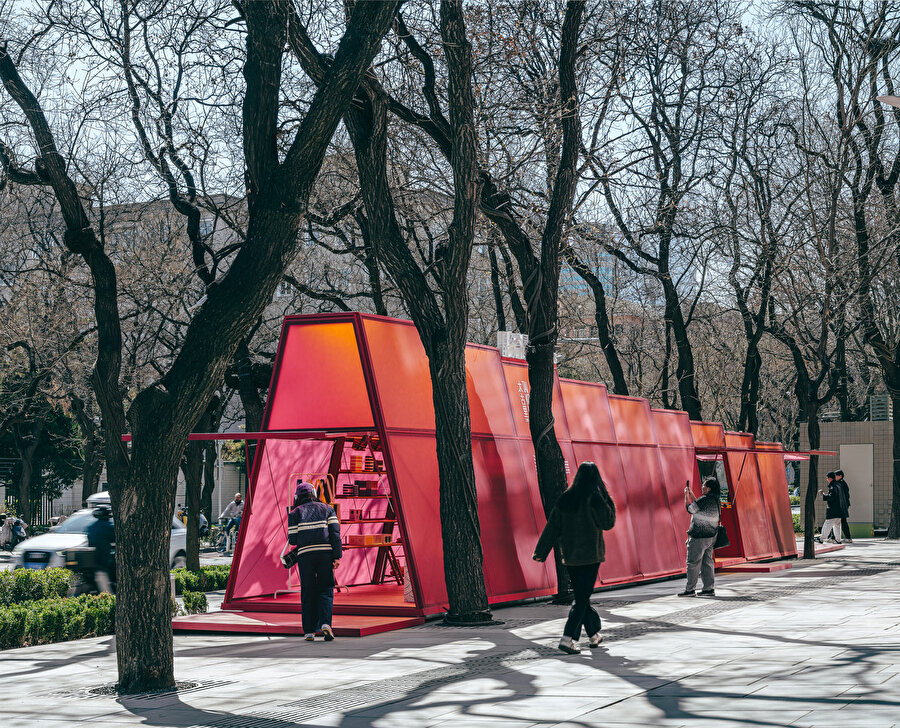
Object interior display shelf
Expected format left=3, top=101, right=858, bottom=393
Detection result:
left=339, top=470, right=384, bottom=475
left=335, top=494, right=391, bottom=500
left=342, top=543, right=402, bottom=549
left=341, top=518, right=395, bottom=525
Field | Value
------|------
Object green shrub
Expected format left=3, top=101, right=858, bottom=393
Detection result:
left=793, top=513, right=802, bottom=533
left=171, top=565, right=230, bottom=595
left=0, top=568, right=73, bottom=607
left=182, top=591, right=207, bottom=614
left=789, top=495, right=800, bottom=506
left=0, top=594, right=115, bottom=650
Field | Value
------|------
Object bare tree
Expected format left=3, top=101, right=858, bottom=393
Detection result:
left=0, top=0, right=398, bottom=691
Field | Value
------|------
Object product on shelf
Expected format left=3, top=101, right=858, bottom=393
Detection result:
left=348, top=508, right=363, bottom=521
left=350, top=454, right=365, bottom=472
left=342, top=483, right=358, bottom=497
left=365, top=456, right=376, bottom=472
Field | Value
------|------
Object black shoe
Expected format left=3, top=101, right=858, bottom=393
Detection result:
left=676, top=590, right=696, bottom=597
left=697, top=589, right=715, bottom=597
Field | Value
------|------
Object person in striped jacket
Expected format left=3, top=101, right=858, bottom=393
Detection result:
left=288, top=482, right=342, bottom=641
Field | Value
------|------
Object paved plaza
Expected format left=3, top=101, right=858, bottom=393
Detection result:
left=3, top=540, right=899, bottom=728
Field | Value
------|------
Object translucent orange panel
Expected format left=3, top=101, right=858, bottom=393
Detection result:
left=500, top=360, right=571, bottom=441
left=755, top=444, right=798, bottom=558
left=384, top=433, right=447, bottom=613
left=362, top=317, right=435, bottom=431
left=472, top=436, right=554, bottom=601
left=266, top=322, right=373, bottom=430
left=651, top=409, right=694, bottom=448
left=607, top=396, right=655, bottom=445
left=465, top=347, right=517, bottom=437
left=725, top=432, right=777, bottom=561
left=690, top=421, right=725, bottom=448
left=560, top=380, right=616, bottom=443
left=617, top=444, right=684, bottom=578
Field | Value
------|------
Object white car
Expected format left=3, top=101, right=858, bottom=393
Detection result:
left=12, top=497, right=187, bottom=570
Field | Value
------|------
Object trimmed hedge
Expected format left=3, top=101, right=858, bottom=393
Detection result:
left=0, top=568, right=72, bottom=606
left=793, top=513, right=802, bottom=533
left=182, top=591, right=208, bottom=614
left=171, top=565, right=230, bottom=596
left=0, top=594, right=115, bottom=650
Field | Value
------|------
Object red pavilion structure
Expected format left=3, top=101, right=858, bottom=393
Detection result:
left=172, top=312, right=803, bottom=637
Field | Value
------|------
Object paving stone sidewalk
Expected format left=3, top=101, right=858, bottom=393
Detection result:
left=3, top=540, right=899, bottom=728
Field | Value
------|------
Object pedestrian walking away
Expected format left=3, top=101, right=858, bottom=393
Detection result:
left=835, top=470, right=852, bottom=542
left=287, top=481, right=342, bottom=641
left=816, top=472, right=844, bottom=544
left=677, top=478, right=722, bottom=598
left=533, top=461, right=616, bottom=655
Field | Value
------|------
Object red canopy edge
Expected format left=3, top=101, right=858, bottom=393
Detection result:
left=694, top=446, right=836, bottom=460
left=121, top=431, right=362, bottom=442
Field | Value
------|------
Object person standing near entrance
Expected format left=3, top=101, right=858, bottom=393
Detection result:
left=288, top=482, right=342, bottom=641
left=532, top=461, right=617, bottom=655
left=816, top=472, right=843, bottom=544
left=835, top=470, right=852, bottom=543
left=677, top=478, right=721, bottom=598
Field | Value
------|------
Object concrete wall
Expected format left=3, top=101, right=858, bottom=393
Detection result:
left=799, top=420, right=893, bottom=531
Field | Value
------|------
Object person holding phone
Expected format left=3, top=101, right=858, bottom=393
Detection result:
left=677, top=478, right=721, bottom=598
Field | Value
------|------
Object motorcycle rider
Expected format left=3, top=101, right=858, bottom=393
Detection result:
left=86, top=505, right=115, bottom=593
left=0, top=513, right=27, bottom=550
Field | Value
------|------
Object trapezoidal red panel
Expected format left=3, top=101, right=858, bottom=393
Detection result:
left=691, top=421, right=725, bottom=449
left=472, top=436, right=554, bottom=601
left=755, top=443, right=798, bottom=558
left=570, top=442, right=641, bottom=585
left=383, top=432, right=447, bottom=613
left=266, top=321, right=373, bottom=431
left=465, top=346, right=518, bottom=438
left=500, top=360, right=570, bottom=442
left=725, top=432, right=778, bottom=561
left=361, top=317, right=436, bottom=432
left=559, top=379, right=616, bottom=444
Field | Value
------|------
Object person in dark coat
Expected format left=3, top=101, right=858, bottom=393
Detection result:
left=816, top=472, right=843, bottom=544
left=835, top=470, right=852, bottom=542
left=86, top=505, right=115, bottom=593
left=287, top=482, right=342, bottom=641
left=677, top=478, right=722, bottom=598
left=533, top=462, right=616, bottom=654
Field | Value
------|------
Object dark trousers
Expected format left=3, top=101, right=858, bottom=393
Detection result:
left=563, top=562, right=601, bottom=640
left=841, top=517, right=851, bottom=540
left=297, top=551, right=334, bottom=634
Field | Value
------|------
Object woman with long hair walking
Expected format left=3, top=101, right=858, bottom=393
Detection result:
left=533, top=461, right=616, bottom=654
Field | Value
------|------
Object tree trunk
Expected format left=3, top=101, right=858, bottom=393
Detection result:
left=802, top=408, right=820, bottom=560
left=488, top=245, right=507, bottom=332
left=661, top=275, right=702, bottom=420
left=180, top=441, right=203, bottom=570
left=233, top=339, right=265, bottom=472
left=888, top=393, right=900, bottom=539
left=201, top=442, right=217, bottom=522
left=526, top=338, right=570, bottom=600
left=738, top=339, right=762, bottom=436
left=73, top=396, right=104, bottom=505
left=427, top=339, right=491, bottom=622
left=112, top=435, right=181, bottom=693
left=13, top=421, right=41, bottom=525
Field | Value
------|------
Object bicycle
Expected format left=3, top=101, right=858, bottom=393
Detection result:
left=215, top=518, right=240, bottom=553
